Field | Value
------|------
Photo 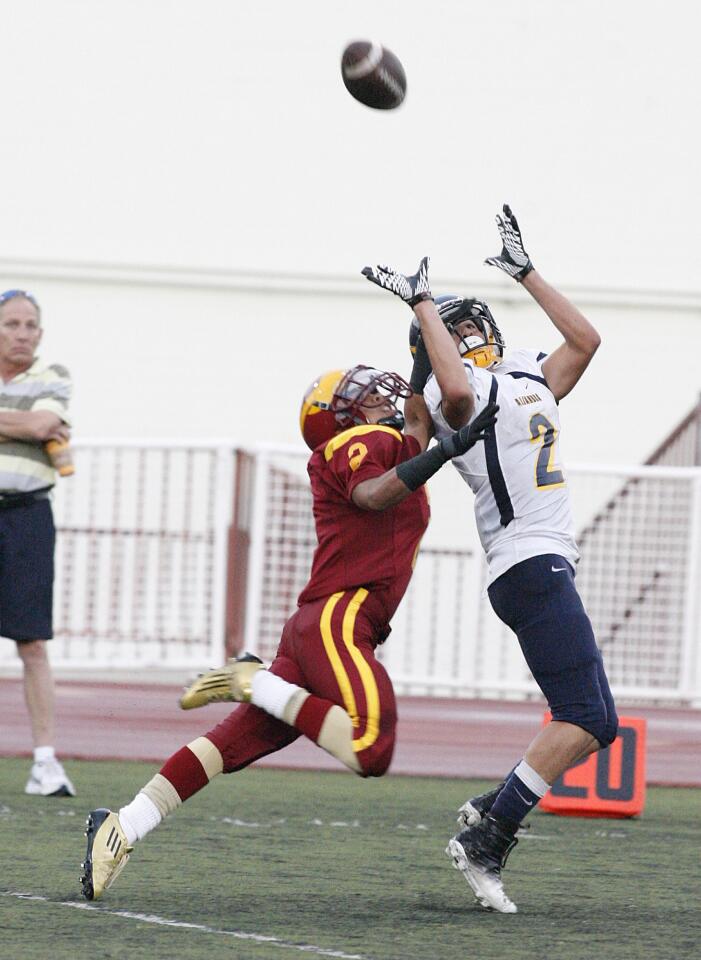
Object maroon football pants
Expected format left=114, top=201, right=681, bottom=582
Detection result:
left=205, top=589, right=397, bottom=777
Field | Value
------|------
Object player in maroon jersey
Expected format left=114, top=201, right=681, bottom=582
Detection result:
left=79, top=295, right=497, bottom=901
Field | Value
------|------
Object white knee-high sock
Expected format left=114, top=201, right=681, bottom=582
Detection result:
left=251, top=671, right=303, bottom=720
left=118, top=792, right=162, bottom=845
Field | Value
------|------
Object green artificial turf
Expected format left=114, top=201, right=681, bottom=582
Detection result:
left=1, top=758, right=699, bottom=960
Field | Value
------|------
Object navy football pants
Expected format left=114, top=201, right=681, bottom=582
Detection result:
left=488, top=553, right=618, bottom=747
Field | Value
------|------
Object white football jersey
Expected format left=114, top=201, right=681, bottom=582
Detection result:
left=423, top=349, right=579, bottom=584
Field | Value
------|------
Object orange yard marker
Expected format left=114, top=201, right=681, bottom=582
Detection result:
left=539, top=714, right=647, bottom=818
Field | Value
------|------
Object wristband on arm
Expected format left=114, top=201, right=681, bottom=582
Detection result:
left=395, top=445, right=447, bottom=492
left=396, top=401, right=499, bottom=492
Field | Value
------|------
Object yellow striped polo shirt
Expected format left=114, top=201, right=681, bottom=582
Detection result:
left=0, top=358, right=72, bottom=493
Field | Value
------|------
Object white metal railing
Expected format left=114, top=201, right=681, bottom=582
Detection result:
left=0, top=440, right=233, bottom=670
left=242, top=449, right=701, bottom=706
left=1, top=441, right=699, bottom=705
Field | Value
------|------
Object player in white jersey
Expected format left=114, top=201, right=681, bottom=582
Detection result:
left=423, top=339, right=579, bottom=585
left=363, top=205, right=618, bottom=914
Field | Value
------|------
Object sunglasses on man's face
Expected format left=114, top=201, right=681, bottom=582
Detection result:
left=0, top=289, right=40, bottom=309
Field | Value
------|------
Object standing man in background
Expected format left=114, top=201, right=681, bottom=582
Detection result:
left=0, top=289, right=75, bottom=797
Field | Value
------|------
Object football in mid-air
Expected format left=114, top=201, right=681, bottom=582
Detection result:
left=341, top=41, right=407, bottom=110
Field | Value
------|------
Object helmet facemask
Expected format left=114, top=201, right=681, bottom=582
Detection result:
left=300, top=365, right=412, bottom=450
left=436, top=297, right=505, bottom=368
left=334, top=365, right=412, bottom=433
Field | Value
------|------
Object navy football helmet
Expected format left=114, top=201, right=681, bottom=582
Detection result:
left=435, top=295, right=505, bottom=367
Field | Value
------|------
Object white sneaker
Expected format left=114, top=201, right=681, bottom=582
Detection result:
left=25, top=758, right=76, bottom=797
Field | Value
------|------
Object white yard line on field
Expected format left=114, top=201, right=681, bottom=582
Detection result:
left=0, top=891, right=370, bottom=959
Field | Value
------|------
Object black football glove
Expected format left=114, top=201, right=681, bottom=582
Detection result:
left=484, top=204, right=534, bottom=282
left=362, top=256, right=433, bottom=307
left=438, top=402, right=499, bottom=459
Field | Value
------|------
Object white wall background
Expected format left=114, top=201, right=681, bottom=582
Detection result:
left=1, top=1, right=700, bottom=486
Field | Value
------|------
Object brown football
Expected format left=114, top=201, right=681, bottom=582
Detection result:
left=341, top=41, right=407, bottom=110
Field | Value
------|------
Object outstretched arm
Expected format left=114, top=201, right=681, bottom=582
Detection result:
left=412, top=299, right=473, bottom=428
left=362, top=257, right=475, bottom=428
left=522, top=271, right=600, bottom=401
left=485, top=204, right=601, bottom=401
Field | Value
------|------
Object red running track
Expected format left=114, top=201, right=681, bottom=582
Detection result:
left=1, top=678, right=699, bottom=786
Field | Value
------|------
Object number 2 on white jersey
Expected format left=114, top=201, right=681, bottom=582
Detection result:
left=529, top=413, right=565, bottom=489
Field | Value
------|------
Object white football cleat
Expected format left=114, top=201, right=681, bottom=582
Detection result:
left=456, top=782, right=504, bottom=827
left=446, top=838, right=517, bottom=913
left=446, top=815, right=519, bottom=914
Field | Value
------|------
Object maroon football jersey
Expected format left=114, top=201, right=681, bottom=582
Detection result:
left=297, top=424, right=430, bottom=630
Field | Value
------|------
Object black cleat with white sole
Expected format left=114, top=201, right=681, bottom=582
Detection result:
left=446, top=814, right=519, bottom=913
left=456, top=781, right=505, bottom=828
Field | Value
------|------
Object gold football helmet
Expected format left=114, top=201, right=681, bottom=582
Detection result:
left=300, top=365, right=411, bottom=450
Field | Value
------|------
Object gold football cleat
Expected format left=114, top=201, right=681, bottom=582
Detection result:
left=80, top=809, right=133, bottom=900
left=179, top=653, right=265, bottom=709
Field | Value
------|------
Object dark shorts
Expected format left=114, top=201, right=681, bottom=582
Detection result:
left=488, top=553, right=618, bottom=746
left=0, top=498, right=55, bottom=641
